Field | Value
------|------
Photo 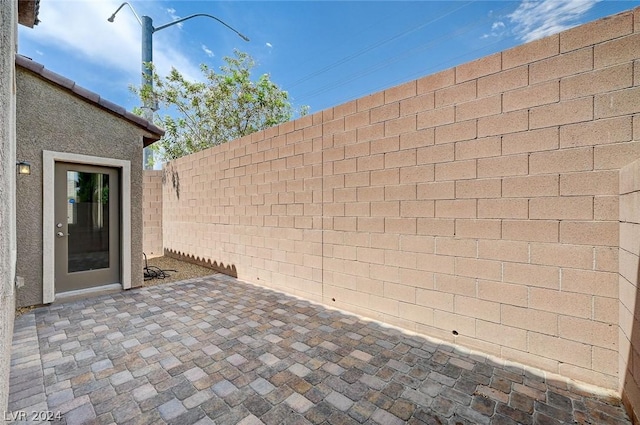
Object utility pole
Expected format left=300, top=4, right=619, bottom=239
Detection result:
left=108, top=3, right=249, bottom=169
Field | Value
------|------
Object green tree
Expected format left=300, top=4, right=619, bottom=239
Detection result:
left=132, top=50, right=307, bottom=165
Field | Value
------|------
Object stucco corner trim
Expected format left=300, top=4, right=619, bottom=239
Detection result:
left=42, top=151, right=132, bottom=304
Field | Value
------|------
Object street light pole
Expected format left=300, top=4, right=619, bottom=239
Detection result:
left=108, top=2, right=250, bottom=168
left=141, top=15, right=154, bottom=103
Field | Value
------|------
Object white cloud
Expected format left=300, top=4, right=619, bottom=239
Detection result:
left=492, top=22, right=505, bottom=31
left=19, top=0, right=201, bottom=83
left=202, top=44, right=214, bottom=58
left=266, top=42, right=273, bottom=48
left=166, top=7, right=183, bottom=29
left=508, top=0, right=598, bottom=42
left=482, top=20, right=506, bottom=39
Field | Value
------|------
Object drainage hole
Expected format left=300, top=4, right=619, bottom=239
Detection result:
left=452, top=330, right=459, bottom=336
left=332, top=298, right=336, bottom=302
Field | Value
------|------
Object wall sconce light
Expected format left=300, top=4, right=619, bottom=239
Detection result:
left=16, top=161, right=31, bottom=175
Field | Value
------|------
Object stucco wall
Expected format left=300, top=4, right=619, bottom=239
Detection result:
left=143, top=170, right=163, bottom=258
left=156, top=7, right=640, bottom=392
left=0, top=0, right=17, bottom=415
left=620, top=159, right=640, bottom=423
left=15, top=67, right=148, bottom=307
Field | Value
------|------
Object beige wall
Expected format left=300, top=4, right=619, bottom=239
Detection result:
left=15, top=68, right=148, bottom=307
left=143, top=170, right=163, bottom=258
left=155, top=7, right=640, bottom=392
left=620, top=159, right=640, bottom=423
left=0, top=0, right=17, bottom=415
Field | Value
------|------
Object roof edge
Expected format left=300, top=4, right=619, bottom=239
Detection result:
left=15, top=54, right=164, bottom=142
left=18, top=0, right=40, bottom=28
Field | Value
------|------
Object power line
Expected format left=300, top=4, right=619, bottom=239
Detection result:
left=287, top=1, right=475, bottom=89
left=289, top=8, right=398, bottom=72
left=331, top=37, right=509, bottom=108
left=295, top=2, right=512, bottom=103
left=294, top=0, right=598, bottom=108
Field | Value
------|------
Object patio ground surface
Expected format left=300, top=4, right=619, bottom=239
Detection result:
left=7, top=274, right=632, bottom=425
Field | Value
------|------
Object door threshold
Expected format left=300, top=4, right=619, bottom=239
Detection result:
left=54, top=283, right=122, bottom=303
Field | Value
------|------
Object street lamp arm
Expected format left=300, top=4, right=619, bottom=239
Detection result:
left=107, top=2, right=142, bottom=26
left=154, top=13, right=250, bottom=41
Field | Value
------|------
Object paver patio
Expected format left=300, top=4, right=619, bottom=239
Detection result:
left=8, top=274, right=632, bottom=425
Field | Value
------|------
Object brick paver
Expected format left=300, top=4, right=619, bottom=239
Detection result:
left=8, top=274, right=632, bottom=424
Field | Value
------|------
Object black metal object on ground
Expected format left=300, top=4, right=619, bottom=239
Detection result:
left=143, top=252, right=176, bottom=280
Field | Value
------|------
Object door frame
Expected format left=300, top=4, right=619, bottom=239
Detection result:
left=43, top=150, right=132, bottom=303
left=54, top=163, right=120, bottom=292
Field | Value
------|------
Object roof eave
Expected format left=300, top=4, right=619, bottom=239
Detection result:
left=15, top=55, right=164, bottom=142
left=18, top=0, right=40, bottom=28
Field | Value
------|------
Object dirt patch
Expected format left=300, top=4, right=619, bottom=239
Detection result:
left=144, top=255, right=218, bottom=286
left=15, top=305, right=37, bottom=317
left=15, top=256, right=216, bottom=315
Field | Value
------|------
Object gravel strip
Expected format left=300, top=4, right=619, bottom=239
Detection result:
left=144, top=255, right=218, bottom=286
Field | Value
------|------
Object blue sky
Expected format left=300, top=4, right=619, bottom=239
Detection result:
left=18, top=1, right=640, bottom=117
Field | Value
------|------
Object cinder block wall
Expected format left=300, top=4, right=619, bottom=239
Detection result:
left=620, top=158, right=640, bottom=422
left=142, top=170, right=163, bottom=258
left=157, top=8, right=640, bottom=391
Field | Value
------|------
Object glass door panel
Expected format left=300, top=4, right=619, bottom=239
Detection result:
left=66, top=171, right=111, bottom=272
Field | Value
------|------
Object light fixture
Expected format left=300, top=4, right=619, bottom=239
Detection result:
left=107, top=2, right=249, bottom=170
left=16, top=161, right=31, bottom=175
